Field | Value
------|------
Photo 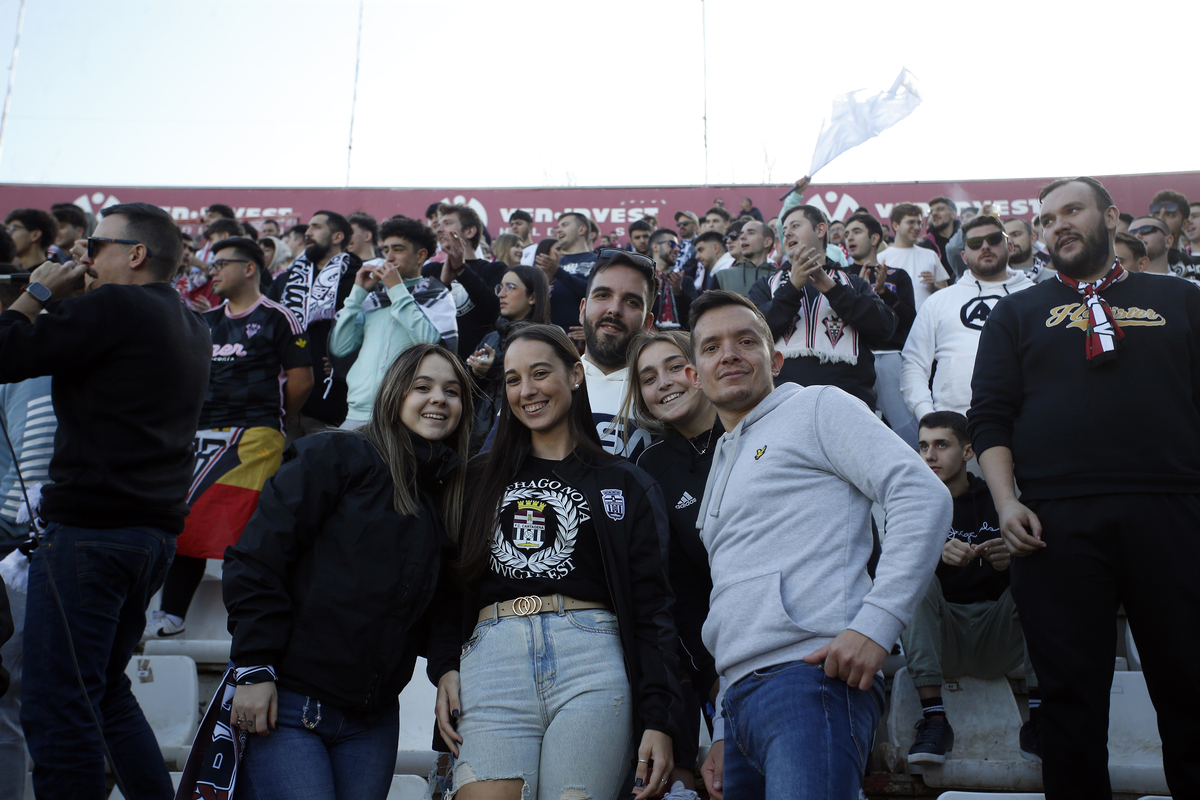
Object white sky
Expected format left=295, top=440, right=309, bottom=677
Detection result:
left=0, top=0, right=1196, bottom=189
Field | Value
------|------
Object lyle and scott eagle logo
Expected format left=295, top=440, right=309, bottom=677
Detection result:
left=755, top=446, right=767, bottom=460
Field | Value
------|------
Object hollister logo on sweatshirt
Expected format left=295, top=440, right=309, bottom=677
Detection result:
left=755, top=446, right=767, bottom=460
left=1045, top=303, right=1165, bottom=330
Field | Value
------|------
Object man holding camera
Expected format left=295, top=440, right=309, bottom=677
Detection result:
left=0, top=202, right=211, bottom=799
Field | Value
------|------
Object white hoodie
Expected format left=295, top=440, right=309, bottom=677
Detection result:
left=900, top=268, right=1035, bottom=421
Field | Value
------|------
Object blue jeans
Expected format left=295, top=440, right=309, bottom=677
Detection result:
left=723, top=660, right=884, bottom=800
left=20, top=523, right=176, bottom=800
left=240, top=688, right=399, bottom=800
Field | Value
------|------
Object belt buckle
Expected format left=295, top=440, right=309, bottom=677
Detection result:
left=511, top=595, right=543, bottom=617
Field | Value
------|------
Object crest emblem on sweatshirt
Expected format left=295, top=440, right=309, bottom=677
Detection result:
left=755, top=446, right=767, bottom=460
left=823, top=317, right=846, bottom=347
left=601, top=489, right=625, bottom=520
left=244, top=323, right=261, bottom=338
left=492, top=482, right=589, bottom=579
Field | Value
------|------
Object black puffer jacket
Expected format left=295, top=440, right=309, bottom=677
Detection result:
left=224, top=431, right=459, bottom=716
left=427, top=448, right=685, bottom=743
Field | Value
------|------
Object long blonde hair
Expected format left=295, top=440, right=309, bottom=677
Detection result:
left=356, top=343, right=472, bottom=537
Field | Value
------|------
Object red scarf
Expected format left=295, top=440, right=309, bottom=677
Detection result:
left=1057, top=260, right=1125, bottom=367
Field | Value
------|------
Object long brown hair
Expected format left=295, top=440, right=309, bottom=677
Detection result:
left=355, top=343, right=472, bottom=538
left=616, top=329, right=694, bottom=441
left=459, top=324, right=614, bottom=579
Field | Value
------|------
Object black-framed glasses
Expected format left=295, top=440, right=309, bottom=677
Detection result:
left=209, top=258, right=252, bottom=272
left=1149, top=202, right=1180, bottom=214
left=964, top=231, right=1007, bottom=250
left=87, top=236, right=152, bottom=260
left=1130, top=224, right=1169, bottom=237
left=495, top=282, right=520, bottom=296
left=594, top=248, right=656, bottom=270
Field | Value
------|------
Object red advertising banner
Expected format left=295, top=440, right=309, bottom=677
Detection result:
left=2, top=172, right=1197, bottom=242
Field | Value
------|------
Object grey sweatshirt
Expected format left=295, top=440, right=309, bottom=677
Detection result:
left=697, top=382, right=951, bottom=690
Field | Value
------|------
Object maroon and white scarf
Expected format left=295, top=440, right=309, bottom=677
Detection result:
left=1057, top=260, right=1125, bottom=367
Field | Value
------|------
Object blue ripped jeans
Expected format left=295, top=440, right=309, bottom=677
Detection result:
left=723, top=660, right=884, bottom=800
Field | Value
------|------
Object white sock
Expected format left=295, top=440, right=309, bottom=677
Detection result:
left=164, top=613, right=184, bottom=628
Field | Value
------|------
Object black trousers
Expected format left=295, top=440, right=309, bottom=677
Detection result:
left=1012, top=493, right=1200, bottom=799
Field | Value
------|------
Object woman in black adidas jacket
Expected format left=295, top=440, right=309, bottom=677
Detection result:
left=427, top=324, right=682, bottom=800
left=222, top=343, right=472, bottom=800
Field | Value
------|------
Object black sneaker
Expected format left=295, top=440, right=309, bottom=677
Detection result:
left=1019, top=718, right=1042, bottom=762
left=907, top=715, right=954, bottom=765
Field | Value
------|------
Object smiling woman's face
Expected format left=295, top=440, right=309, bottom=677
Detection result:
left=638, top=340, right=702, bottom=427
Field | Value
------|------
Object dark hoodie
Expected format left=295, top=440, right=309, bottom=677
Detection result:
left=936, top=473, right=1007, bottom=605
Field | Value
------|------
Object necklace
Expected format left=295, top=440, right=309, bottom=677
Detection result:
left=687, top=423, right=715, bottom=457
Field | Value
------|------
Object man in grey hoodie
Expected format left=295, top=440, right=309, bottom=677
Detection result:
left=688, top=290, right=952, bottom=799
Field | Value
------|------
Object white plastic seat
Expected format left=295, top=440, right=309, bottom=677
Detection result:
left=888, top=667, right=1042, bottom=791
left=144, top=563, right=232, bottom=665
left=387, top=774, right=429, bottom=800
left=396, top=657, right=441, bottom=775
left=1108, top=671, right=1167, bottom=795
left=124, top=656, right=199, bottom=768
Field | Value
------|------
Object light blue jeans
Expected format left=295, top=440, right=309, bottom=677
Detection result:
left=452, top=607, right=634, bottom=800
left=723, top=660, right=884, bottom=800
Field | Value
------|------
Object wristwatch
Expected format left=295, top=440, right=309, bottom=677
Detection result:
left=25, top=282, right=52, bottom=305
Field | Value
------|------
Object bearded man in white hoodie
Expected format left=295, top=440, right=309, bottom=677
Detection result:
left=900, top=215, right=1035, bottom=421
left=688, top=290, right=951, bottom=800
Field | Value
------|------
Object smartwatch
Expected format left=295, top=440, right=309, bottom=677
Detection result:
left=25, top=282, right=53, bottom=306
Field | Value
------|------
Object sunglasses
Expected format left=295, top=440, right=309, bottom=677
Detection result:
left=87, top=236, right=152, bottom=260
left=1149, top=202, right=1180, bottom=214
left=1129, top=224, right=1169, bottom=237
left=964, top=231, right=1007, bottom=250
left=593, top=248, right=656, bottom=271
left=494, top=282, right=521, bottom=296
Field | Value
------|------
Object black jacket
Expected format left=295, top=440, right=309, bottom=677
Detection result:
left=224, top=432, right=459, bottom=715
left=427, top=449, right=685, bottom=742
left=636, top=419, right=724, bottom=696
left=423, top=259, right=503, bottom=359
left=748, top=267, right=897, bottom=409
left=0, top=284, right=211, bottom=533
left=845, top=262, right=917, bottom=351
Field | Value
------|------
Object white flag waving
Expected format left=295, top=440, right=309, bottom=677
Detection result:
left=808, top=68, right=922, bottom=177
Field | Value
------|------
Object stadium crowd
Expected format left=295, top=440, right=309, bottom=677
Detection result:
left=0, top=174, right=1198, bottom=800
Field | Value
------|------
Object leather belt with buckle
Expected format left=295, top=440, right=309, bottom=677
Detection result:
left=478, top=594, right=609, bottom=624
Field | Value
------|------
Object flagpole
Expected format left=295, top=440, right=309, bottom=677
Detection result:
left=0, top=0, right=27, bottom=169
left=345, top=0, right=365, bottom=188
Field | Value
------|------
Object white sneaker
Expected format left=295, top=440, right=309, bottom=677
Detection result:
left=663, top=782, right=699, bottom=800
left=142, top=610, right=185, bottom=641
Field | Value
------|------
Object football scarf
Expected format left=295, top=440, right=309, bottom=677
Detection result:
left=276, top=251, right=357, bottom=328
left=767, top=265, right=858, bottom=364
left=1057, top=260, right=1124, bottom=367
left=361, top=275, right=460, bottom=353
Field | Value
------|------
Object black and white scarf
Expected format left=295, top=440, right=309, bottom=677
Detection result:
left=276, top=251, right=357, bottom=329
left=361, top=273, right=460, bottom=353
